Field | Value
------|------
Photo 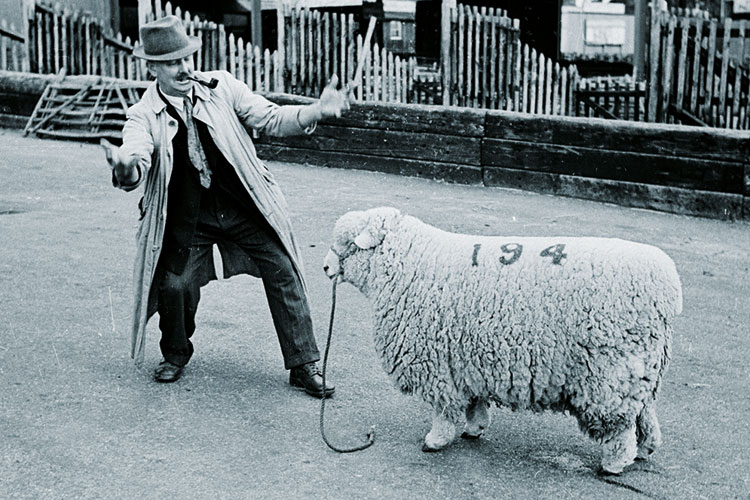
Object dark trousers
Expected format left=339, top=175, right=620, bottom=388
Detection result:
left=156, top=199, right=320, bottom=369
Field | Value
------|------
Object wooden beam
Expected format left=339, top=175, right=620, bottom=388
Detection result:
left=668, top=104, right=709, bottom=127
left=633, top=0, right=648, bottom=80
left=251, top=0, right=263, bottom=50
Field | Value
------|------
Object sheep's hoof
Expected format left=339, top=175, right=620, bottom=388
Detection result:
left=635, top=446, right=655, bottom=461
left=460, top=431, right=481, bottom=440
left=421, top=442, right=443, bottom=453
left=596, top=466, right=623, bottom=477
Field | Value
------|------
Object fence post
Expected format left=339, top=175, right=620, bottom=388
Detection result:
left=276, top=1, right=285, bottom=91
left=138, top=0, right=151, bottom=29
left=647, top=3, right=661, bottom=122
left=22, top=0, right=35, bottom=72
left=251, top=0, right=262, bottom=51
left=633, top=0, right=648, bottom=80
left=441, top=0, right=453, bottom=106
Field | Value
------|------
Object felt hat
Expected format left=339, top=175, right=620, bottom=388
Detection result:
left=133, top=15, right=201, bottom=61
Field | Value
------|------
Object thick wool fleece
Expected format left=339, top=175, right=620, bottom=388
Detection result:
left=329, top=207, right=681, bottom=441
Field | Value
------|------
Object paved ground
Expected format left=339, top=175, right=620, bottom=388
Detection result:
left=0, top=128, right=748, bottom=500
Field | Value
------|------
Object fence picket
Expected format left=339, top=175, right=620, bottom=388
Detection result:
left=675, top=18, right=688, bottom=110
left=299, top=8, right=306, bottom=92
left=661, top=16, right=676, bottom=123
left=703, top=20, right=717, bottom=123
left=731, top=21, right=745, bottom=128
left=456, top=6, right=464, bottom=106
left=689, top=18, right=703, bottom=114
left=718, top=17, right=732, bottom=126
left=308, top=10, right=315, bottom=95
left=254, top=45, right=261, bottom=91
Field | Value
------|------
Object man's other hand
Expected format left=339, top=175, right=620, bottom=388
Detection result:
left=318, top=75, right=351, bottom=119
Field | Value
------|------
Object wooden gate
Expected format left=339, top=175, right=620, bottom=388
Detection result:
left=647, top=7, right=750, bottom=128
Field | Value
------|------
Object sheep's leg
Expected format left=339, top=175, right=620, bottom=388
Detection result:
left=461, top=397, right=490, bottom=440
left=636, top=401, right=662, bottom=460
left=422, top=412, right=457, bottom=452
left=599, top=424, right=638, bottom=475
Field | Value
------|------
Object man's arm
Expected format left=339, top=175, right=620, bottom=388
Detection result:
left=297, top=74, right=350, bottom=128
left=102, top=108, right=154, bottom=191
left=229, top=72, right=350, bottom=135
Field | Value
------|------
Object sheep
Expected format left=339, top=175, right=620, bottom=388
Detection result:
left=322, top=207, right=682, bottom=475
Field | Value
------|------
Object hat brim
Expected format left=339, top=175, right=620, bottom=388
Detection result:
left=133, top=36, right=201, bottom=61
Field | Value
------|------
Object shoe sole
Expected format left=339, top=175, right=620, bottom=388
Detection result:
left=290, top=382, right=335, bottom=398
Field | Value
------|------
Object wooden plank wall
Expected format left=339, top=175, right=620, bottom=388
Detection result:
left=255, top=93, right=750, bottom=221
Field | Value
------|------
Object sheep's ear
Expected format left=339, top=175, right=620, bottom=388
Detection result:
left=353, top=229, right=381, bottom=249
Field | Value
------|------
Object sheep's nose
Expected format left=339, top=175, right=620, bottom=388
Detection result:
left=323, top=264, right=329, bottom=273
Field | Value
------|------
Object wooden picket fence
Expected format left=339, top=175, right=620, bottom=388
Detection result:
left=576, top=76, right=648, bottom=121
left=0, top=20, right=25, bottom=71
left=445, top=3, right=579, bottom=115
left=648, top=7, right=750, bottom=128
left=23, top=1, right=144, bottom=79
left=135, top=0, right=420, bottom=102
left=275, top=5, right=418, bottom=102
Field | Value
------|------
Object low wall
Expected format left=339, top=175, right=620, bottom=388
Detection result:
left=1, top=71, right=748, bottom=220
left=258, top=94, right=750, bottom=221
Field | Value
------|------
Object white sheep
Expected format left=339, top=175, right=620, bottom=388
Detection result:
left=323, top=207, right=682, bottom=475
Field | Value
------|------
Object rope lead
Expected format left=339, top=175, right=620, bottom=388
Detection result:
left=319, top=279, right=376, bottom=453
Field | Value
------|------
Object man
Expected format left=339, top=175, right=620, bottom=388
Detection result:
left=103, top=15, right=350, bottom=398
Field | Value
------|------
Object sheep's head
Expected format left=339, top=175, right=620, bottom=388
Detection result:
left=323, top=207, right=402, bottom=289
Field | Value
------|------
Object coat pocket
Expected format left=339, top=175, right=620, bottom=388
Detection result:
left=138, top=196, right=147, bottom=220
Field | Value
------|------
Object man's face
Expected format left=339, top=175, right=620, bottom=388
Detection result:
left=147, top=56, right=195, bottom=97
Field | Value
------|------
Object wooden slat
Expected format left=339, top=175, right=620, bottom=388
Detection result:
left=718, top=17, right=732, bottom=127
left=704, top=20, right=718, bottom=123
left=482, top=166, right=742, bottom=220
left=661, top=16, right=676, bottom=123
left=254, top=145, right=482, bottom=185
left=484, top=111, right=749, bottom=162
left=647, top=9, right=662, bottom=121
left=689, top=17, right=703, bottom=114
left=481, top=138, right=744, bottom=193
left=731, top=20, right=746, bottom=128
left=675, top=18, right=689, bottom=111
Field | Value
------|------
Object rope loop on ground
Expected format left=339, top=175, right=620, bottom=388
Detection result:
left=319, top=278, right=376, bottom=453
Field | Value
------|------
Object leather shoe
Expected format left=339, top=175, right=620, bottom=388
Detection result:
left=289, top=362, right=335, bottom=398
left=154, top=360, right=184, bottom=383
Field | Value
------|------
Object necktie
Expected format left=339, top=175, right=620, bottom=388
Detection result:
left=183, top=97, right=212, bottom=189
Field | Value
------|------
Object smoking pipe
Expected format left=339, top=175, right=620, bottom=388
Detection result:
left=188, top=75, right=218, bottom=89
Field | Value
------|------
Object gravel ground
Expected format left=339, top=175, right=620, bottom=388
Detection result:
left=0, top=128, right=748, bottom=500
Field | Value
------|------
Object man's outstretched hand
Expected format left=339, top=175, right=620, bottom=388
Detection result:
left=318, top=75, right=351, bottom=119
left=101, top=138, right=139, bottom=185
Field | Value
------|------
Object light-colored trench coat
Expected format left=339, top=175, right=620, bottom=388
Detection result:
left=115, top=70, right=314, bottom=366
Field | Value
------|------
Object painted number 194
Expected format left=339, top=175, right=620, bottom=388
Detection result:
left=471, top=243, right=568, bottom=266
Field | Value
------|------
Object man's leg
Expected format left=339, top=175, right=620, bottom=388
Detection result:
left=154, top=244, right=213, bottom=381
left=226, top=206, right=333, bottom=397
